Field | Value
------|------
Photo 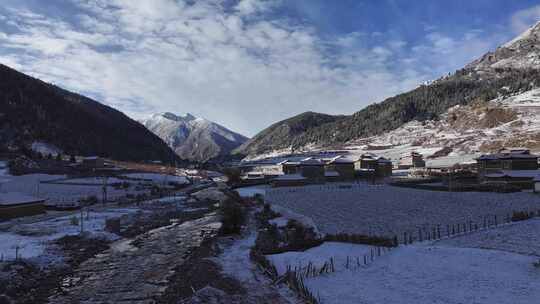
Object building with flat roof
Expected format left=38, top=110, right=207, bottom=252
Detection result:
left=298, top=157, right=326, bottom=183
left=326, top=156, right=355, bottom=181
left=398, top=152, right=425, bottom=169
left=477, top=148, right=539, bottom=180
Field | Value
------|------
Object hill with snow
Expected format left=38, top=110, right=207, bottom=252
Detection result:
left=240, top=21, right=540, bottom=165
left=0, top=64, right=179, bottom=162
left=140, top=112, right=248, bottom=162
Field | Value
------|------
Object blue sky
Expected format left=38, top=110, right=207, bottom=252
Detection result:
left=0, top=0, right=539, bottom=136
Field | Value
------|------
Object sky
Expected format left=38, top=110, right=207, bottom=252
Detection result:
left=0, top=0, right=539, bottom=137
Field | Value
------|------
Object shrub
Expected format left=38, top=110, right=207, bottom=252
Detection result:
left=85, top=195, right=99, bottom=205
left=511, top=211, right=533, bottom=222
left=324, top=233, right=396, bottom=247
left=219, top=198, right=246, bottom=235
left=222, top=168, right=242, bottom=185
left=69, top=216, right=79, bottom=226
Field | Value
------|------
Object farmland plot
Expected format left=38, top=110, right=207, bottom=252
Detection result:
left=1, top=174, right=146, bottom=202
left=267, top=242, right=540, bottom=304
left=265, top=183, right=540, bottom=237
left=437, top=218, right=540, bottom=256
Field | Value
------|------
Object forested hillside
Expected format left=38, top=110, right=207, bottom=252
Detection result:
left=0, top=64, right=180, bottom=163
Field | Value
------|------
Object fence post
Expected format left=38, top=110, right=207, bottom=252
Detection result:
left=403, top=232, right=407, bottom=245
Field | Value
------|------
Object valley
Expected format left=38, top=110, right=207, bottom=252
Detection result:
left=1, top=4, right=540, bottom=304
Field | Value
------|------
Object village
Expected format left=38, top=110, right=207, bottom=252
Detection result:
left=234, top=147, right=540, bottom=192
left=2, top=146, right=540, bottom=303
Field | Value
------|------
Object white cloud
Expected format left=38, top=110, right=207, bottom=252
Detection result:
left=235, top=0, right=280, bottom=16
left=510, top=5, right=540, bottom=34
left=0, top=0, right=515, bottom=136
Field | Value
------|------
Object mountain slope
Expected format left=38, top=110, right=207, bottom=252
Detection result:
left=0, top=64, right=179, bottom=163
left=234, top=111, right=344, bottom=156
left=345, top=88, right=540, bottom=167
left=240, top=22, right=540, bottom=158
left=140, top=112, right=248, bottom=162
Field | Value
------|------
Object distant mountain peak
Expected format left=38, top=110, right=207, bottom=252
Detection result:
left=504, top=20, right=540, bottom=48
left=140, top=112, right=248, bottom=162
left=155, top=112, right=197, bottom=121
left=467, top=20, right=540, bottom=71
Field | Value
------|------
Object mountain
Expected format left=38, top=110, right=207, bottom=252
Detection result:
left=0, top=64, right=179, bottom=163
left=140, top=112, right=248, bottom=162
left=234, top=111, right=343, bottom=156
left=239, top=22, right=540, bottom=159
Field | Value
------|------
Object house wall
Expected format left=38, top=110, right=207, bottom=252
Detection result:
left=282, top=164, right=299, bottom=175
left=300, top=165, right=325, bottom=182
left=326, top=163, right=355, bottom=180
left=0, top=202, right=45, bottom=220
left=478, top=159, right=538, bottom=179
left=83, top=158, right=105, bottom=168
left=357, top=159, right=377, bottom=170
left=376, top=163, right=393, bottom=177
left=272, top=179, right=308, bottom=187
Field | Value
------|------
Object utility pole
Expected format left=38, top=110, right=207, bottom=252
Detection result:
left=448, top=168, right=453, bottom=192
left=80, top=207, right=84, bottom=234
left=102, top=176, right=108, bottom=205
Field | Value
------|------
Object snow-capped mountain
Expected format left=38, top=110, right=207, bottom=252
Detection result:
left=140, top=112, right=248, bottom=162
left=467, top=21, right=540, bottom=70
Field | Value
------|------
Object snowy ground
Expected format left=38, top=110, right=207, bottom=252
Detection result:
left=0, top=208, right=139, bottom=262
left=214, top=213, right=297, bottom=303
left=436, top=218, right=540, bottom=256
left=265, top=183, right=540, bottom=237
left=0, top=161, right=9, bottom=184
left=0, top=174, right=146, bottom=202
left=267, top=242, right=377, bottom=275
left=268, top=241, right=540, bottom=304
left=235, top=185, right=269, bottom=197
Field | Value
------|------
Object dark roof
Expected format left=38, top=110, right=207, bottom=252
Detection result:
left=476, top=153, right=538, bottom=160
left=299, top=157, right=325, bottom=166
left=327, top=156, right=355, bottom=164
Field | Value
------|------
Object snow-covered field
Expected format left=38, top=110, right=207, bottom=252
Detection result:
left=437, top=218, right=540, bottom=256
left=267, top=242, right=377, bottom=275
left=0, top=174, right=146, bottom=202
left=51, top=177, right=127, bottom=185
left=268, top=241, right=540, bottom=304
left=265, top=183, right=540, bottom=237
left=0, top=208, right=138, bottom=262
